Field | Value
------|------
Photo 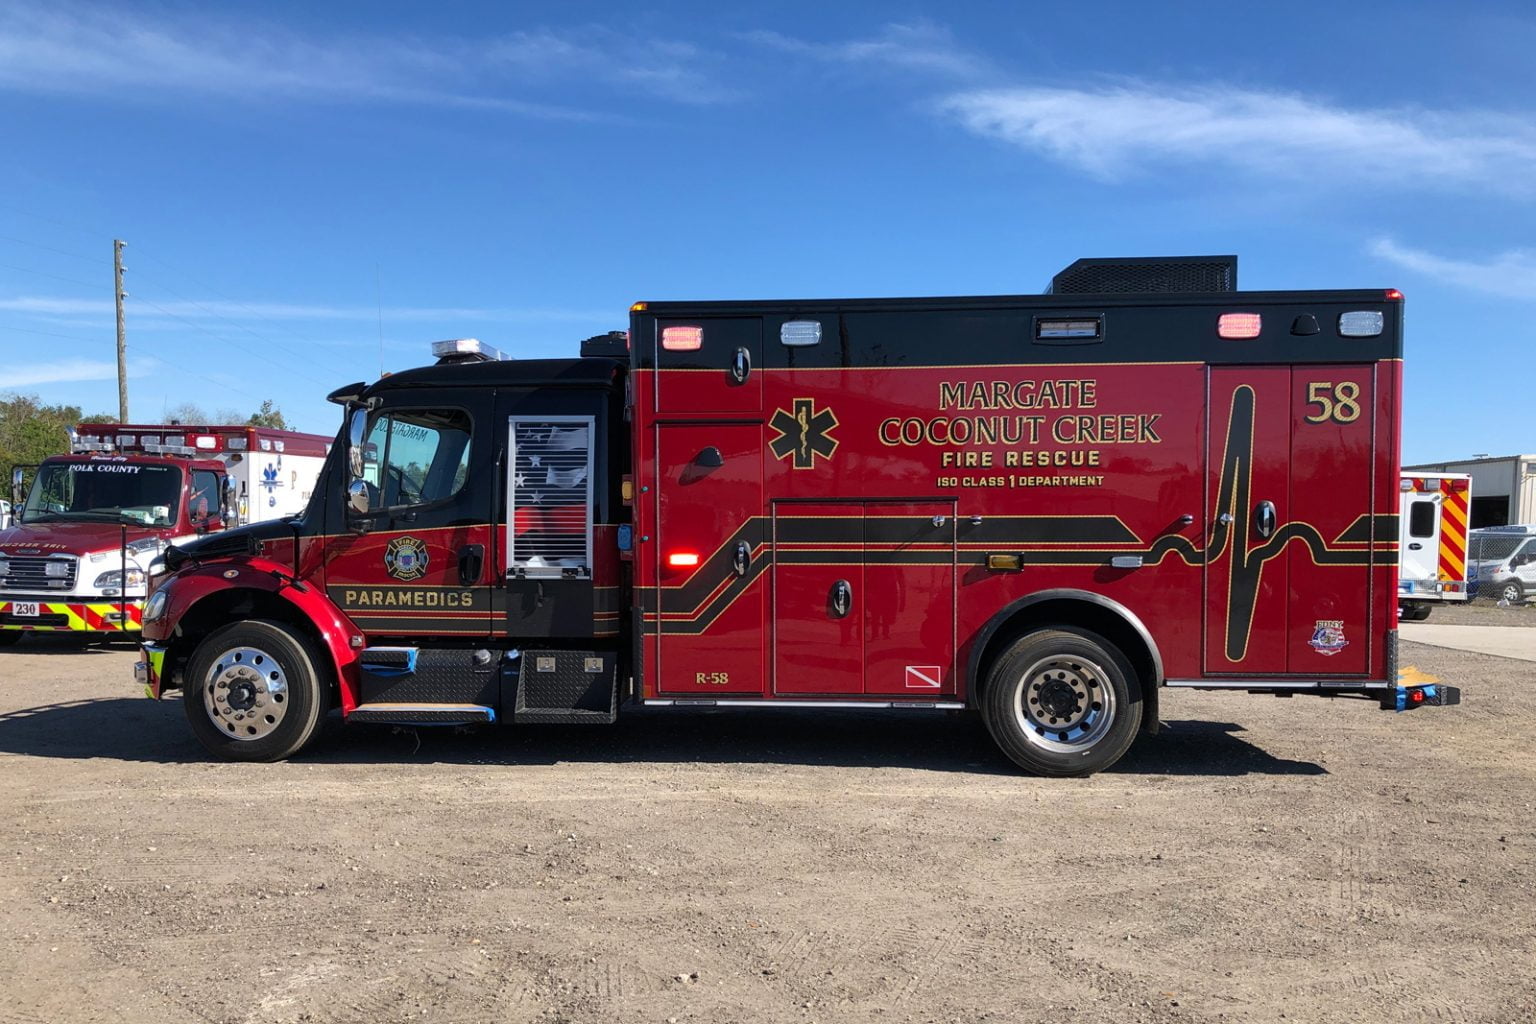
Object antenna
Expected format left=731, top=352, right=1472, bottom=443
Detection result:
left=376, top=263, right=384, bottom=379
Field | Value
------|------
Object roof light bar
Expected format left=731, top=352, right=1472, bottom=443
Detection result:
left=431, top=338, right=508, bottom=363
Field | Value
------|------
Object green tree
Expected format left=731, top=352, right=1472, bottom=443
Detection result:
left=0, top=393, right=114, bottom=500
left=247, top=399, right=288, bottom=429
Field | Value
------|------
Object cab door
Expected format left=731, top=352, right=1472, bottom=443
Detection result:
left=324, top=394, right=495, bottom=637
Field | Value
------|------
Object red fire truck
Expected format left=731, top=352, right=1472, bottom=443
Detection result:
left=1, top=424, right=328, bottom=642
left=135, top=256, right=1459, bottom=775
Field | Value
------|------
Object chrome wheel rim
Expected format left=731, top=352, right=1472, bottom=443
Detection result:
left=1501, top=583, right=1521, bottom=603
left=1012, top=653, right=1116, bottom=753
left=203, top=646, right=289, bottom=741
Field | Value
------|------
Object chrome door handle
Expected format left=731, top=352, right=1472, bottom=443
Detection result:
left=731, top=346, right=751, bottom=384
left=1218, top=512, right=1235, bottom=525
left=831, top=579, right=851, bottom=618
left=1254, top=500, right=1277, bottom=539
left=733, top=540, right=751, bottom=577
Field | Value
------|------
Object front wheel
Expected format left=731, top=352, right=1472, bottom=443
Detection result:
left=981, top=627, right=1142, bottom=777
left=182, top=620, right=329, bottom=761
left=1499, top=580, right=1525, bottom=605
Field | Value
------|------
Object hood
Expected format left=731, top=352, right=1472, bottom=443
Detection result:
left=165, top=517, right=298, bottom=567
left=0, top=519, right=176, bottom=557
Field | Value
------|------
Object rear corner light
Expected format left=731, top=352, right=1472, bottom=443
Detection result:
left=666, top=551, right=700, bottom=568
left=1449, top=478, right=1468, bottom=491
left=1339, top=311, right=1384, bottom=337
left=630, top=301, right=648, bottom=312
left=1217, top=313, right=1262, bottom=339
left=780, top=320, right=822, bottom=346
left=661, top=326, right=703, bottom=351
left=1385, top=289, right=1403, bottom=301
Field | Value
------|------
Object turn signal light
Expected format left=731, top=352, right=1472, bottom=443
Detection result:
left=667, top=552, right=700, bottom=568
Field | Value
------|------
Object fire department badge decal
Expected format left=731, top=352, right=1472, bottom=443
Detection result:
left=384, top=536, right=430, bottom=581
left=769, top=398, right=839, bottom=470
left=1308, top=619, right=1349, bottom=657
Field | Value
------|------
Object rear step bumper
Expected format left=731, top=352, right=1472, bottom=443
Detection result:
left=1165, top=678, right=1462, bottom=711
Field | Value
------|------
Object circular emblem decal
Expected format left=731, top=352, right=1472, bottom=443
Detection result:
left=384, top=536, right=430, bottom=581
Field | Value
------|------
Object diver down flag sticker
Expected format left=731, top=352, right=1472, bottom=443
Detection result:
left=905, top=665, right=943, bottom=689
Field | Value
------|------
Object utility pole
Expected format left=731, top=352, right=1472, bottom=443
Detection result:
left=114, top=239, right=128, bottom=423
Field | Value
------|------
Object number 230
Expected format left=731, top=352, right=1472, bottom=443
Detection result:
left=1305, top=381, right=1361, bottom=424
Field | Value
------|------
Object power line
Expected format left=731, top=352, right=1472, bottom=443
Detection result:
left=0, top=233, right=101, bottom=264
left=0, top=261, right=103, bottom=289
left=127, top=291, right=340, bottom=391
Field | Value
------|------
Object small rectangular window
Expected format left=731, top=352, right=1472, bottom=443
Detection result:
left=1408, top=500, right=1436, bottom=539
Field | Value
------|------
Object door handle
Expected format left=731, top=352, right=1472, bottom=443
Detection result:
left=731, top=346, right=751, bottom=384
left=1408, top=542, right=1423, bottom=550
left=1254, top=501, right=1277, bottom=539
left=733, top=540, right=751, bottom=577
left=458, top=544, right=484, bottom=586
left=831, top=579, right=852, bottom=618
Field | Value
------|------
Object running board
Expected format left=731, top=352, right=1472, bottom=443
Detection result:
left=644, top=699, right=966, bottom=709
left=347, top=703, right=495, bottom=726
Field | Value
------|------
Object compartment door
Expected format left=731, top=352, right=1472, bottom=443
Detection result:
left=654, top=317, right=762, bottom=416
left=654, top=424, right=766, bottom=695
left=1287, top=368, right=1374, bottom=674
left=863, top=503, right=956, bottom=695
left=1205, top=368, right=1291, bottom=674
left=773, top=502, right=864, bottom=695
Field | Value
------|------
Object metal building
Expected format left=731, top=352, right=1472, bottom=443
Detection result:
left=1402, top=455, right=1536, bottom=528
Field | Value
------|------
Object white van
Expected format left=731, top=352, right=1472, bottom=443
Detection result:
left=1468, top=526, right=1536, bottom=605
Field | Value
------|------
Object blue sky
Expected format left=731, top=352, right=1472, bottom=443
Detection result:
left=1, top=1, right=1533, bottom=463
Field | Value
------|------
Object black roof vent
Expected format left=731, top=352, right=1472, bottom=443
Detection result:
left=1048, top=255, right=1237, bottom=295
left=580, top=331, right=629, bottom=358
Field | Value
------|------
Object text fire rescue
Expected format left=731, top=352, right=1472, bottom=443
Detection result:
left=879, top=377, right=1162, bottom=479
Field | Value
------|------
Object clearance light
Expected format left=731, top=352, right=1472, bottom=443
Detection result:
left=630, top=302, right=648, bottom=312
left=1385, top=289, right=1403, bottom=301
left=1339, top=311, right=1384, bottom=337
left=667, top=552, right=700, bottom=568
left=1217, top=313, right=1262, bottom=339
left=662, top=326, right=703, bottom=352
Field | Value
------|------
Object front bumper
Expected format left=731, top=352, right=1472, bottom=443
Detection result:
left=0, top=597, right=144, bottom=633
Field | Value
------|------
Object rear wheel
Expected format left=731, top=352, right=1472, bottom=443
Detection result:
left=981, top=627, right=1142, bottom=777
left=182, top=620, right=329, bottom=761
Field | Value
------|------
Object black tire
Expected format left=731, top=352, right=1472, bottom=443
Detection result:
left=1499, top=580, right=1525, bottom=605
left=981, top=627, right=1143, bottom=777
left=1414, top=604, right=1432, bottom=621
left=182, top=620, right=329, bottom=762
left=0, top=630, right=23, bottom=647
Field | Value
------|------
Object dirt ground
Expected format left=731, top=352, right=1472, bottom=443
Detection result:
left=1, top=628, right=1533, bottom=1024
left=1419, top=598, right=1536, bottom=628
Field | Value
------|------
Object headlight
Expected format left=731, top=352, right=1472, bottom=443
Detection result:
left=45, top=560, right=71, bottom=578
left=94, top=568, right=146, bottom=589
left=143, top=589, right=168, bottom=623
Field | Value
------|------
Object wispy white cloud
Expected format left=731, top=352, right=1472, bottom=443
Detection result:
left=0, top=357, right=152, bottom=388
left=0, top=2, right=733, bottom=114
left=936, top=84, right=1536, bottom=193
left=746, top=21, right=988, bottom=80
left=1371, top=239, right=1536, bottom=301
left=0, top=296, right=607, bottom=323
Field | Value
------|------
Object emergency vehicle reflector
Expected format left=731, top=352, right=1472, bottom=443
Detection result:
left=1338, top=311, right=1384, bottom=337
left=662, top=326, right=704, bottom=351
left=667, top=552, right=700, bottom=568
left=1217, top=313, right=1262, bottom=339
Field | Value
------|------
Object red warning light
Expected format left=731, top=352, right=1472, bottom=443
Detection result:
left=662, top=326, right=704, bottom=351
left=1385, top=289, right=1403, bottom=301
left=1217, top=313, right=1262, bottom=339
left=666, top=552, right=700, bottom=568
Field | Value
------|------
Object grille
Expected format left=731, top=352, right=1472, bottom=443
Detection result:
left=1049, top=256, right=1237, bottom=295
left=507, top=417, right=593, bottom=578
left=1, top=555, right=78, bottom=590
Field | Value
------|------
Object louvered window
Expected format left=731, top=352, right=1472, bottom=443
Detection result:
left=507, top=417, right=594, bottom=578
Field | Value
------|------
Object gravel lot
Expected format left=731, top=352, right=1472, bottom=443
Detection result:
left=1, top=625, right=1532, bottom=1024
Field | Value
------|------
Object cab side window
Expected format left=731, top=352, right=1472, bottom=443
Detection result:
left=364, top=409, right=472, bottom=510
left=189, top=470, right=221, bottom=523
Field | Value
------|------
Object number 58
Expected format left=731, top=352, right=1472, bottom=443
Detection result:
left=1305, top=381, right=1361, bottom=424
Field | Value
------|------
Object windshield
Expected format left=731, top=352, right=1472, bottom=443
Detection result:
left=22, top=461, right=183, bottom=527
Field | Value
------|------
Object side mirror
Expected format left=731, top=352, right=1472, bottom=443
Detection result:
left=348, top=407, right=368, bottom=481
left=222, top=477, right=240, bottom=528
left=347, top=479, right=372, bottom=516
left=9, top=466, right=21, bottom=508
